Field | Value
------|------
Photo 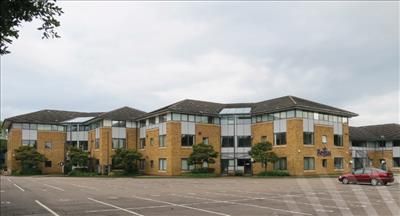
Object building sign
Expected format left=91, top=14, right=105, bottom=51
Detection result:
left=317, top=147, right=331, bottom=157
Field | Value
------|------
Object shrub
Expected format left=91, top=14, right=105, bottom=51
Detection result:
left=234, top=171, right=244, bottom=176
left=68, top=169, right=98, bottom=177
left=191, top=167, right=215, bottom=174
left=182, top=172, right=217, bottom=178
left=257, top=170, right=290, bottom=177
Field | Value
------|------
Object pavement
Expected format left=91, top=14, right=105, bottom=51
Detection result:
left=1, top=175, right=399, bottom=216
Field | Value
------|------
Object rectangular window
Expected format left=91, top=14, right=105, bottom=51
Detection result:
left=80, top=141, right=88, bottom=151
left=334, top=158, right=344, bottom=169
left=334, top=135, right=343, bottom=146
left=222, top=136, right=234, bottom=147
left=159, top=114, right=167, bottom=123
left=208, top=116, right=213, bottom=124
left=139, top=120, right=146, bottom=128
left=322, top=159, right=327, bottom=168
left=274, top=157, right=287, bottom=170
left=45, top=161, right=52, bottom=168
left=393, top=158, right=400, bottom=167
left=112, top=138, right=126, bottom=149
left=22, top=140, right=37, bottom=148
left=45, top=142, right=52, bottom=149
left=378, top=140, right=386, bottom=148
left=256, top=115, right=262, bottom=123
left=139, top=138, right=146, bottom=149
left=287, top=110, right=295, bottom=118
left=159, top=158, right=167, bottom=171
left=303, top=132, right=314, bottom=145
left=304, top=157, right=315, bottom=170
left=322, top=135, right=327, bottom=144
left=202, top=137, right=209, bottom=144
left=393, top=140, right=400, bottom=147
left=274, top=132, right=286, bottom=145
left=149, top=117, right=156, bottom=125
left=159, top=135, right=166, bottom=147
left=95, top=138, right=100, bottom=149
left=172, top=113, right=181, bottom=121
left=261, top=136, right=267, bottom=143
left=139, top=159, right=145, bottom=170
left=150, top=137, right=154, bottom=145
left=181, top=159, right=194, bottom=171
left=238, top=136, right=251, bottom=147
left=181, top=135, right=195, bottom=147
left=296, top=110, right=303, bottom=118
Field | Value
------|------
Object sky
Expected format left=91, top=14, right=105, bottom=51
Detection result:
left=1, top=1, right=398, bottom=126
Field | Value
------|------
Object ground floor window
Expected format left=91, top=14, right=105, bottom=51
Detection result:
left=139, top=138, right=146, bottom=149
left=303, top=132, right=314, bottom=145
left=322, top=159, right=327, bottom=168
left=159, top=158, right=167, bottom=171
left=334, top=157, right=344, bottom=169
left=139, top=159, right=145, bottom=170
left=22, top=140, right=37, bottom=148
left=393, top=158, right=400, bottom=167
left=45, top=161, right=52, bottom=168
left=181, top=134, right=195, bottom=147
left=202, top=137, right=209, bottom=144
left=112, top=138, right=126, bottom=149
left=304, top=157, right=315, bottom=170
left=274, top=132, right=286, bottom=145
left=274, top=157, right=287, bottom=170
left=181, top=159, right=194, bottom=171
left=80, top=141, right=88, bottom=151
left=334, top=135, right=343, bottom=146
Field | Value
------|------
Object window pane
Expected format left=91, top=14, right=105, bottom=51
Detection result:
left=238, top=136, right=251, bottom=147
left=222, top=136, right=234, bottom=147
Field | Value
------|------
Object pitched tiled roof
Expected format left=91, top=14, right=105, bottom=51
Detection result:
left=88, top=106, right=146, bottom=122
left=2, top=110, right=102, bottom=129
left=139, top=95, right=357, bottom=119
left=350, top=124, right=400, bottom=141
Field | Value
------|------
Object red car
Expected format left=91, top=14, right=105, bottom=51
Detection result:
left=338, top=168, right=394, bottom=186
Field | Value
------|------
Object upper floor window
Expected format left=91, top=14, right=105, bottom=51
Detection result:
left=149, top=117, right=156, bottom=125
left=112, top=120, right=126, bottom=127
left=139, top=120, right=146, bottom=128
left=274, top=132, right=286, bottom=145
left=95, top=138, right=100, bottom=149
left=322, top=135, right=327, bottom=144
left=22, top=140, right=37, bottom=148
left=112, top=138, right=126, bottom=149
left=378, top=140, right=386, bottom=148
left=181, top=135, right=195, bottom=147
left=45, top=142, right=52, bottom=149
left=159, top=135, right=166, bottom=147
left=202, top=137, right=209, bottom=145
left=393, top=140, right=400, bottom=147
left=238, top=136, right=251, bottom=147
left=303, top=132, right=314, bottom=145
left=222, top=136, right=234, bottom=147
left=139, top=138, right=146, bottom=149
left=159, top=114, right=167, bottom=123
left=334, top=135, right=343, bottom=146
left=261, top=136, right=267, bottom=143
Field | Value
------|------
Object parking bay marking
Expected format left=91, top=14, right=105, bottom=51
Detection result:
left=132, top=195, right=231, bottom=216
left=172, top=194, right=312, bottom=216
left=35, top=200, right=60, bottom=216
left=44, top=184, right=65, bottom=192
left=88, top=197, right=144, bottom=216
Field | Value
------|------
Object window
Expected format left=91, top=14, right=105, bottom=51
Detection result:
left=139, top=120, right=146, bottom=128
left=181, top=135, right=195, bottom=147
left=202, top=137, right=209, bottom=144
left=95, top=138, right=100, bottom=149
left=80, top=141, right=88, bottom=151
left=238, top=136, right=251, bottom=147
left=150, top=160, right=154, bottom=168
left=303, top=132, right=314, bottom=145
left=222, top=136, right=234, bottom=147
left=334, top=135, right=343, bottom=146
left=159, top=114, right=167, bottom=123
left=71, top=125, right=78, bottom=131
left=181, top=114, right=188, bottom=121
left=181, top=159, right=194, bottom=171
left=139, top=159, right=145, bottom=170
left=296, top=110, right=303, bottom=118
left=159, top=158, right=167, bottom=171
left=378, top=140, right=386, bottom=148
left=256, top=115, right=262, bottom=123
left=352, top=141, right=366, bottom=147
left=393, top=158, right=400, bottom=167
left=45, top=161, right=52, bottom=168
left=112, top=120, right=126, bottom=127
left=208, top=117, right=213, bottom=124
left=274, top=132, right=286, bottom=145
left=393, top=140, right=400, bottom=147
left=274, top=157, right=287, bottom=170
left=334, top=158, right=344, bottom=169
left=45, top=142, right=52, bottom=149
left=159, top=135, right=166, bottom=147
left=172, top=113, right=181, bottom=121
left=139, top=138, right=146, bottom=149
left=304, top=157, right=315, bottom=170
left=261, top=136, right=267, bottom=143
left=22, top=140, right=37, bottom=148
left=22, top=123, right=30, bottom=129
left=322, top=159, right=327, bottom=168
left=150, top=138, right=154, bottom=145
left=149, top=117, right=156, bottom=125
left=287, top=111, right=295, bottom=118
left=322, top=135, right=327, bottom=144
left=112, top=138, right=126, bottom=149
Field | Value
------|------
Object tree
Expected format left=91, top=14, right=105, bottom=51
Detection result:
left=68, top=147, right=89, bottom=167
left=248, top=142, right=279, bottom=172
left=0, top=0, right=64, bottom=55
left=14, top=146, right=46, bottom=174
left=188, top=143, right=218, bottom=170
left=112, top=149, right=142, bottom=174
left=0, top=121, right=7, bottom=169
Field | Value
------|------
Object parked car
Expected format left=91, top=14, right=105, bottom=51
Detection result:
left=338, top=168, right=394, bottom=186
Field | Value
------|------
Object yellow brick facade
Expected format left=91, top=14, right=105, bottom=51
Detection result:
left=37, top=131, right=66, bottom=174
left=6, top=128, right=22, bottom=173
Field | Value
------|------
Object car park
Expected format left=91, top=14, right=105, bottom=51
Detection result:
left=338, top=168, right=394, bottom=186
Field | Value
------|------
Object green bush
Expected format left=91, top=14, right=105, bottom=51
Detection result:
left=191, top=167, right=215, bottom=174
left=68, top=169, right=97, bottom=177
left=234, top=171, right=244, bottom=176
left=182, top=172, right=217, bottom=178
left=12, top=168, right=41, bottom=176
left=257, top=170, right=290, bottom=177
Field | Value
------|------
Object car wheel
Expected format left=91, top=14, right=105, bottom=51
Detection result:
left=342, top=178, right=349, bottom=184
left=383, top=182, right=388, bottom=186
left=371, top=179, right=379, bottom=186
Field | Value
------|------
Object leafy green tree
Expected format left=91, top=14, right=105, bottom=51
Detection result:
left=14, top=146, right=46, bottom=174
left=112, top=149, right=142, bottom=174
left=0, top=0, right=64, bottom=54
left=188, top=143, right=218, bottom=169
left=68, top=147, right=89, bottom=167
left=248, top=142, right=279, bottom=172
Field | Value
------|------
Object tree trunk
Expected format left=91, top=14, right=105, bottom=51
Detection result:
left=264, top=161, right=267, bottom=172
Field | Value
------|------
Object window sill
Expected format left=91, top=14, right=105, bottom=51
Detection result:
left=304, top=170, right=315, bottom=172
left=158, top=170, right=167, bottom=173
left=273, top=145, right=287, bottom=148
left=303, top=145, right=315, bottom=147
left=139, top=149, right=145, bottom=151
left=181, top=146, right=193, bottom=148
left=334, top=169, right=344, bottom=171
left=159, top=147, right=167, bottom=149
left=333, top=146, right=344, bottom=148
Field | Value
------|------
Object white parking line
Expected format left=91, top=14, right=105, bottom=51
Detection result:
left=132, top=195, right=231, bottom=216
left=88, top=197, right=144, bottom=216
left=172, top=194, right=312, bottom=216
left=43, top=184, right=65, bottom=192
left=35, top=200, right=60, bottom=216
left=13, top=183, right=25, bottom=192
left=70, top=183, right=97, bottom=190
left=7, top=178, right=12, bottom=183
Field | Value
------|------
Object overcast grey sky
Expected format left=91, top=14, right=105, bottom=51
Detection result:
left=1, top=1, right=398, bottom=126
